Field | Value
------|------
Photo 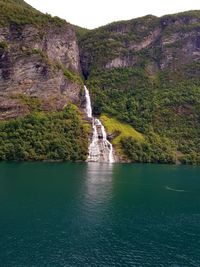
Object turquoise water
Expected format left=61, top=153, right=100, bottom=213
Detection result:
left=0, top=162, right=200, bottom=266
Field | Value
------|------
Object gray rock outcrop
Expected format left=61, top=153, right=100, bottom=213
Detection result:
left=0, top=22, right=82, bottom=119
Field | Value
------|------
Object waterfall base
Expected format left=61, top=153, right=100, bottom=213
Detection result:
left=87, top=118, right=114, bottom=163
left=84, top=86, right=114, bottom=163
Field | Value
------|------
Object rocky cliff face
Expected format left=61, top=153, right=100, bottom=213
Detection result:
left=0, top=0, right=82, bottom=120
left=78, top=12, right=200, bottom=77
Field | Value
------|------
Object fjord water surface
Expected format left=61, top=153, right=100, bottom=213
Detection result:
left=0, top=162, right=200, bottom=266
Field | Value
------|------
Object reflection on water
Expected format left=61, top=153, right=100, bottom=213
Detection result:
left=76, top=163, right=115, bottom=232
left=85, top=163, right=113, bottom=204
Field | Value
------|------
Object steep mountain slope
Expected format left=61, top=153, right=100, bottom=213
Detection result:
left=0, top=0, right=83, bottom=120
left=78, top=11, right=200, bottom=164
left=0, top=1, right=200, bottom=164
left=0, top=0, right=89, bottom=161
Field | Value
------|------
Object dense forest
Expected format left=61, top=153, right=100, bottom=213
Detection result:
left=0, top=104, right=89, bottom=161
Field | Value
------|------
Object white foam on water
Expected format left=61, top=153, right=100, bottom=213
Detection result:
left=165, top=186, right=186, bottom=192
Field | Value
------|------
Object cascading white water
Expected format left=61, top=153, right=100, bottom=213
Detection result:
left=84, top=85, right=92, bottom=118
left=84, top=86, right=114, bottom=163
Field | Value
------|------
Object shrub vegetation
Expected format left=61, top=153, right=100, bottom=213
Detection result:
left=0, top=104, right=89, bottom=161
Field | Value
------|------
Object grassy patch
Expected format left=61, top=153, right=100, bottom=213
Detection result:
left=100, top=114, right=144, bottom=157
left=100, top=114, right=144, bottom=144
left=63, top=69, right=83, bottom=85
left=18, top=95, right=42, bottom=112
left=0, top=41, right=8, bottom=50
left=54, top=62, right=83, bottom=85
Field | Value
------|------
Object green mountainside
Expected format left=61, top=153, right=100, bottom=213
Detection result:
left=0, top=1, right=200, bottom=163
left=0, top=0, right=65, bottom=26
left=77, top=11, right=200, bottom=164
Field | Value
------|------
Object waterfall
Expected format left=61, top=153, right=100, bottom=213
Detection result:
left=84, top=86, right=114, bottom=163
left=84, top=85, right=92, bottom=118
